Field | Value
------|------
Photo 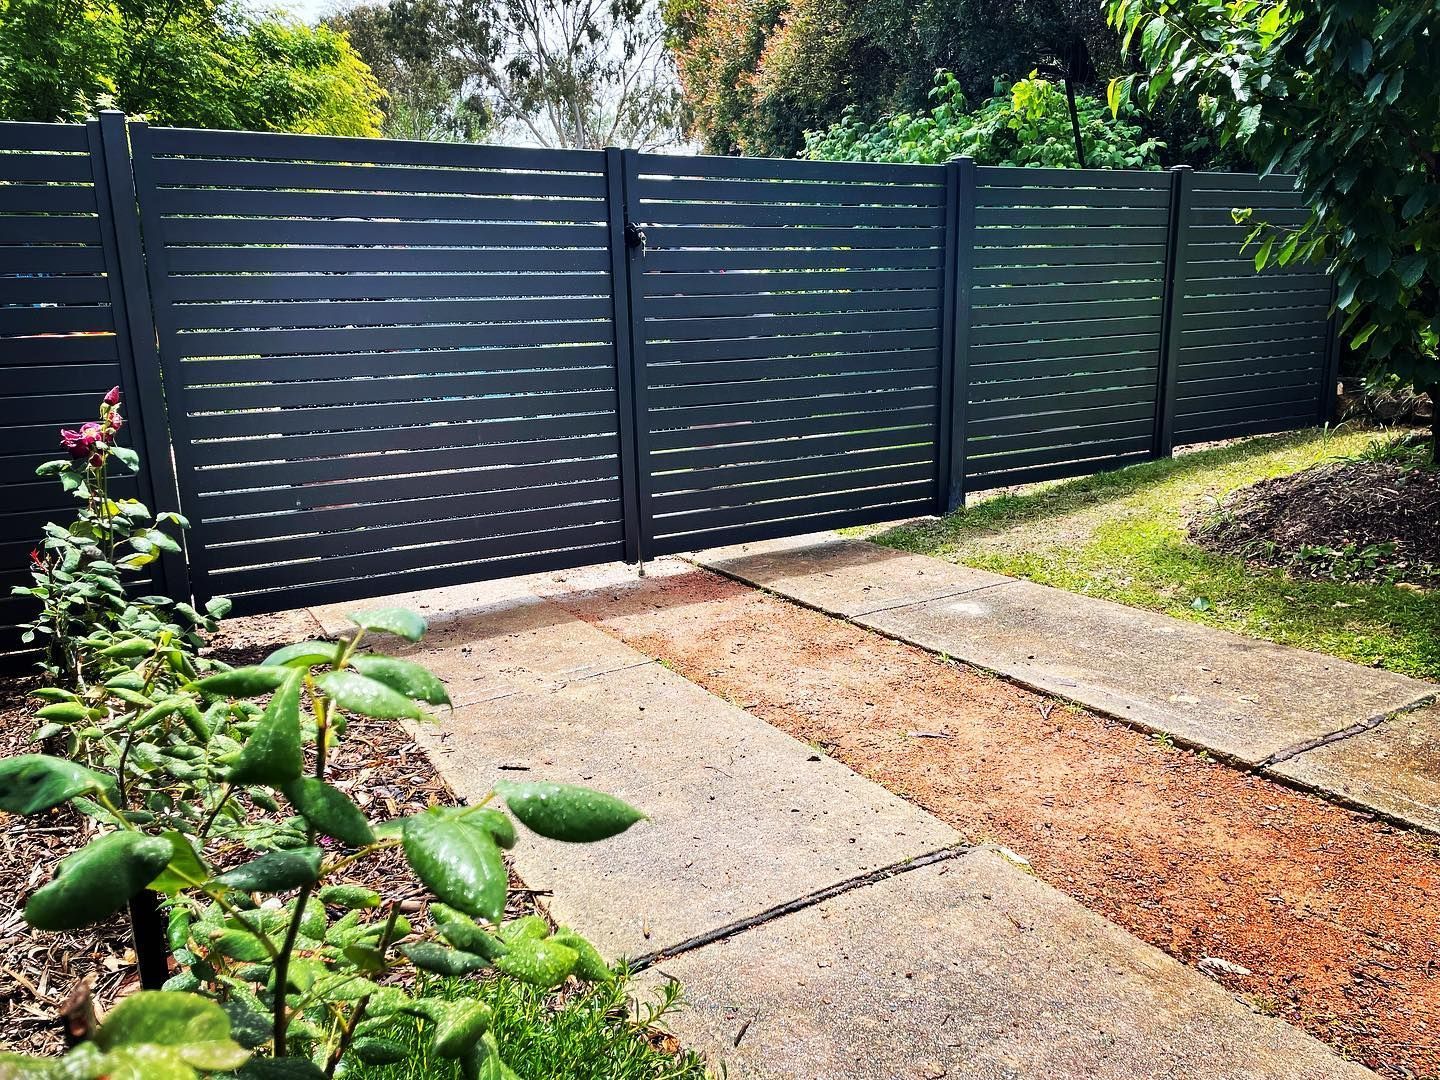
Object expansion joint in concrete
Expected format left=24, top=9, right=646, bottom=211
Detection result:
left=628, top=844, right=973, bottom=972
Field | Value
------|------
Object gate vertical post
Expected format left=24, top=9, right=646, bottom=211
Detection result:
left=941, top=156, right=977, bottom=514
left=92, top=111, right=191, bottom=602
left=605, top=147, right=647, bottom=563
left=1155, top=164, right=1193, bottom=458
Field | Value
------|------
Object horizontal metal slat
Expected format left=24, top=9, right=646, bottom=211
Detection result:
left=170, top=271, right=611, bottom=303
left=171, top=295, right=615, bottom=331
left=636, top=176, right=945, bottom=207
left=164, top=246, right=611, bottom=275
left=642, top=286, right=940, bottom=321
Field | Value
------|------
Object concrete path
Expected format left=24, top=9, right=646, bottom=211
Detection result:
left=310, top=576, right=1375, bottom=1080
left=692, top=534, right=1439, bottom=831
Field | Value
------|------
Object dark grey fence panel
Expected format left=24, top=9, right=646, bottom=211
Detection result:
left=627, top=152, right=947, bottom=555
left=1, top=122, right=1343, bottom=642
left=130, top=125, right=627, bottom=613
left=1173, top=172, right=1332, bottom=444
left=962, top=166, right=1172, bottom=491
left=0, top=120, right=168, bottom=664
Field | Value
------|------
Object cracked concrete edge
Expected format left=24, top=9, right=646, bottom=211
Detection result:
left=688, top=550, right=1440, bottom=836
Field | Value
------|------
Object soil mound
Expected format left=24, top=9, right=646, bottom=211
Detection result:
left=1190, top=457, right=1440, bottom=586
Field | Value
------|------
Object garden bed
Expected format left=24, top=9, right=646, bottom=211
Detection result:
left=1189, top=445, right=1439, bottom=587
left=0, top=607, right=701, bottom=1079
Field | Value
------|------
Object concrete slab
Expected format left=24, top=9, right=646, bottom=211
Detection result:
left=858, top=578, right=1433, bottom=766
left=311, top=582, right=648, bottom=707
left=1268, top=700, right=1440, bottom=833
left=400, top=604, right=958, bottom=958
left=646, top=848, right=1376, bottom=1080
left=696, top=538, right=1435, bottom=767
left=696, top=533, right=1013, bottom=618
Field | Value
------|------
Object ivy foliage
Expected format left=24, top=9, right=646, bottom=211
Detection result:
left=802, top=72, right=1164, bottom=169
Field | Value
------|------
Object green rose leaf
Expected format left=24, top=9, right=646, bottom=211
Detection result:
left=213, top=846, right=322, bottom=893
left=227, top=670, right=304, bottom=786
left=351, top=1037, right=407, bottom=1065
left=262, top=641, right=339, bottom=669
left=316, top=670, right=424, bottom=721
left=401, top=810, right=507, bottom=923
left=492, top=937, right=579, bottom=988
left=318, top=884, right=382, bottom=909
left=0, top=754, right=115, bottom=815
left=430, top=1000, right=493, bottom=1059
left=347, top=608, right=427, bottom=642
left=148, top=830, right=210, bottom=896
left=550, top=931, right=613, bottom=982
left=470, top=808, right=516, bottom=850
left=494, top=781, right=646, bottom=843
left=35, top=701, right=92, bottom=724
left=349, top=654, right=450, bottom=707
left=431, top=905, right=508, bottom=959
left=25, top=831, right=174, bottom=931
left=400, top=941, right=490, bottom=976
left=192, top=667, right=294, bottom=698
left=95, top=990, right=235, bottom=1050
left=281, top=778, right=375, bottom=847
left=237, top=1057, right=328, bottom=1079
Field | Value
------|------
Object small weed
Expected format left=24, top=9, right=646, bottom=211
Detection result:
left=1150, top=732, right=1176, bottom=751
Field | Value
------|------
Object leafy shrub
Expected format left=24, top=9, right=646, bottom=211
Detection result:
left=802, top=71, right=1164, bottom=168
left=13, top=388, right=224, bottom=690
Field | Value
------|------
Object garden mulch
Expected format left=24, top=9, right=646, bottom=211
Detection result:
left=1191, top=458, right=1440, bottom=586
left=551, top=565, right=1440, bottom=1080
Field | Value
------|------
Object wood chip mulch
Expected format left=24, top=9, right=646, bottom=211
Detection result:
left=1191, top=456, right=1440, bottom=586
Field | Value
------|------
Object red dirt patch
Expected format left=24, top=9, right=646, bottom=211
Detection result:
left=553, top=566, right=1440, bottom=1079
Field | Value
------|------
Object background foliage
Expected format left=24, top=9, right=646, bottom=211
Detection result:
left=803, top=72, right=1164, bottom=169
left=663, top=0, right=1222, bottom=163
left=0, top=0, right=384, bottom=133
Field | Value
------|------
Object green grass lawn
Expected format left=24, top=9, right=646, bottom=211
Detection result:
left=351, top=974, right=707, bottom=1080
left=868, top=426, right=1440, bottom=680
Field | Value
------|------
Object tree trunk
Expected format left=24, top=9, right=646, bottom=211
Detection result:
left=1064, top=75, right=1086, bottom=168
left=129, top=890, right=171, bottom=990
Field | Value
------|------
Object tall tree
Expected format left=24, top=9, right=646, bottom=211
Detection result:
left=329, top=0, right=491, bottom=141
left=663, top=0, right=1128, bottom=157
left=0, top=0, right=384, bottom=134
left=1110, top=0, right=1440, bottom=457
left=332, top=0, right=682, bottom=149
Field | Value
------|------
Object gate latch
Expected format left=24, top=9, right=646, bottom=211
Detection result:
left=624, top=220, right=647, bottom=251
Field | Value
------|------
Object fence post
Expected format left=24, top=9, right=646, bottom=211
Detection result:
left=92, top=111, right=191, bottom=603
left=605, top=147, right=646, bottom=564
left=939, top=156, right=976, bottom=514
left=1154, top=163, right=1193, bottom=458
left=1319, top=277, right=1343, bottom=422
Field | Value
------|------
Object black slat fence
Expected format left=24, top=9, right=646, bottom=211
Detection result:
left=0, top=118, right=172, bottom=662
left=626, top=153, right=947, bottom=555
left=128, top=125, right=628, bottom=614
left=0, top=115, right=1343, bottom=660
left=964, top=166, right=1171, bottom=491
